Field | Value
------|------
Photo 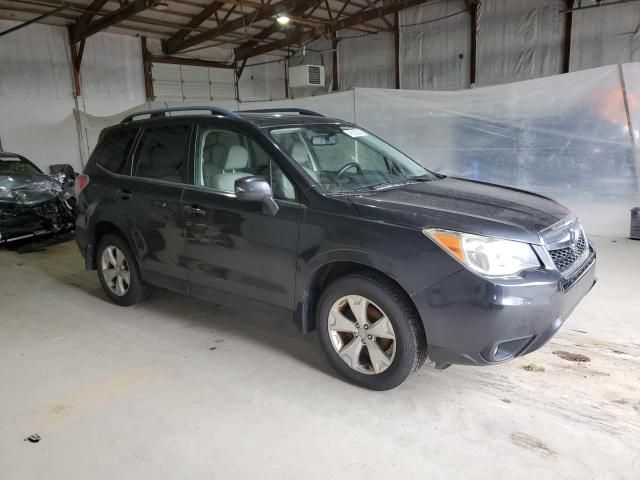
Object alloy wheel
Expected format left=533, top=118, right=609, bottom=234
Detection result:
left=100, top=245, right=131, bottom=297
left=327, top=295, right=397, bottom=375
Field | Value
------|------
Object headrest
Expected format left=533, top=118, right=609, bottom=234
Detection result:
left=290, top=142, right=309, bottom=165
left=224, top=145, right=249, bottom=170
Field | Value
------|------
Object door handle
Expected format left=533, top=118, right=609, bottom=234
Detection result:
left=117, top=189, right=133, bottom=200
left=184, top=205, right=206, bottom=217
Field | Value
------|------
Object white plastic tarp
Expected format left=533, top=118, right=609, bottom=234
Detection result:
left=77, top=63, right=640, bottom=236
left=354, top=65, right=638, bottom=236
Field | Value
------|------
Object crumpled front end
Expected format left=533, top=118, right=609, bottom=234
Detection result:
left=0, top=175, right=76, bottom=244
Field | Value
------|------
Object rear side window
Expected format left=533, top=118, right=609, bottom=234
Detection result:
left=94, top=128, right=138, bottom=174
left=133, top=125, right=190, bottom=183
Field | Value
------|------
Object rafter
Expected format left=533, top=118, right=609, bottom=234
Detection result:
left=165, top=1, right=225, bottom=53
left=235, top=0, right=432, bottom=60
left=164, top=0, right=317, bottom=54
left=71, top=0, right=158, bottom=43
left=72, top=0, right=108, bottom=32
left=234, top=1, right=320, bottom=54
left=148, top=53, right=234, bottom=69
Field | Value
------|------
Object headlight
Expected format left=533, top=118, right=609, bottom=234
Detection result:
left=423, top=228, right=540, bottom=276
left=0, top=189, right=16, bottom=201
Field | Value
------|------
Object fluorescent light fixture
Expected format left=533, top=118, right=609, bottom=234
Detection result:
left=276, top=14, right=290, bottom=25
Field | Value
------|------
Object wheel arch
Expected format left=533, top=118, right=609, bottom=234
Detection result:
left=295, top=259, right=425, bottom=342
left=89, top=220, right=128, bottom=270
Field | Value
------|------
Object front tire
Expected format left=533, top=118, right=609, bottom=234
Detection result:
left=317, top=272, right=427, bottom=390
left=96, top=233, right=150, bottom=306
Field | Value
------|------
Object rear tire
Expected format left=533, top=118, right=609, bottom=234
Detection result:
left=96, top=233, right=150, bottom=306
left=317, top=272, right=427, bottom=390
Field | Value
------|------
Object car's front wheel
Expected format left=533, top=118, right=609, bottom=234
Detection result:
left=97, top=233, right=150, bottom=306
left=317, top=272, right=427, bottom=390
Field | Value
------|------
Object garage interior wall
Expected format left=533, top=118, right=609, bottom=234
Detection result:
left=0, top=19, right=145, bottom=172
left=242, top=0, right=640, bottom=98
left=1, top=0, right=640, bottom=234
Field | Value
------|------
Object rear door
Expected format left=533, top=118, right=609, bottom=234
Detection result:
left=182, top=120, right=303, bottom=312
left=127, top=120, right=193, bottom=293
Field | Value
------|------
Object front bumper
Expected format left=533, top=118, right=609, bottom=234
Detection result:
left=412, top=248, right=596, bottom=366
left=0, top=198, right=75, bottom=245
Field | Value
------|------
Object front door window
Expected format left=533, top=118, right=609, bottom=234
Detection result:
left=194, top=127, right=296, bottom=201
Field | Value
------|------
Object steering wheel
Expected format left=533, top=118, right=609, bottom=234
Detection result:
left=335, top=162, right=362, bottom=183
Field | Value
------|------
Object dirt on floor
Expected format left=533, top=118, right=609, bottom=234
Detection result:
left=0, top=236, right=639, bottom=480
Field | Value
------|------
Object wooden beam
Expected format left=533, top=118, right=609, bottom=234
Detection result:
left=233, top=1, right=319, bottom=56
left=0, top=3, right=68, bottom=37
left=165, top=0, right=315, bottom=54
left=562, top=0, right=574, bottom=73
left=72, top=0, right=109, bottom=32
left=165, top=1, right=225, bottom=53
left=335, top=0, right=351, bottom=19
left=393, top=11, right=399, bottom=89
left=325, top=0, right=333, bottom=19
left=10, top=0, right=216, bottom=34
left=71, top=0, right=157, bottom=43
left=331, top=34, right=338, bottom=91
left=464, top=0, right=477, bottom=85
left=148, top=54, right=235, bottom=69
left=141, top=36, right=154, bottom=100
left=363, top=0, right=393, bottom=29
left=236, top=57, right=248, bottom=78
left=235, top=0, right=431, bottom=60
left=68, top=26, right=82, bottom=96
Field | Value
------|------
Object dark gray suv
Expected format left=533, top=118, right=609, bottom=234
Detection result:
left=75, top=107, right=596, bottom=390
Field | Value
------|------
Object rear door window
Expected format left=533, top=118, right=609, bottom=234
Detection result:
left=93, top=127, right=138, bottom=175
left=133, top=124, right=191, bottom=183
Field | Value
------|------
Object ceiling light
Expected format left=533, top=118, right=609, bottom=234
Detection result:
left=276, top=14, right=290, bottom=25
left=154, top=2, right=169, bottom=10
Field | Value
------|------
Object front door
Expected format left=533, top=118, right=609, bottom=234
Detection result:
left=127, top=121, right=193, bottom=293
left=182, top=121, right=302, bottom=312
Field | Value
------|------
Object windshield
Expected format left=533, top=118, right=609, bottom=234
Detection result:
left=269, top=124, right=435, bottom=193
left=0, top=157, right=41, bottom=175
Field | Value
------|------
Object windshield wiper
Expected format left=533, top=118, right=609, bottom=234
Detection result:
left=352, top=179, right=411, bottom=191
left=406, top=174, right=435, bottom=181
left=353, top=175, right=434, bottom=192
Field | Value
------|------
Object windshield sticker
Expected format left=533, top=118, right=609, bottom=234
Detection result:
left=1, top=157, right=21, bottom=162
left=342, top=128, right=368, bottom=138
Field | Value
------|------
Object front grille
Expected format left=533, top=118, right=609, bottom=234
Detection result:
left=548, top=232, right=587, bottom=273
left=561, top=252, right=595, bottom=292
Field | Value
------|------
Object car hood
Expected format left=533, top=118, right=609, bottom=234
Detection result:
left=347, top=177, right=570, bottom=244
left=0, top=174, right=64, bottom=205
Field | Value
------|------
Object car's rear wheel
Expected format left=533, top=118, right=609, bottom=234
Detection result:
left=97, top=233, right=150, bottom=306
left=317, top=272, right=427, bottom=390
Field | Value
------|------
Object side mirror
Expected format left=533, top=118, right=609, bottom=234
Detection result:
left=49, top=164, right=77, bottom=185
left=234, top=176, right=279, bottom=216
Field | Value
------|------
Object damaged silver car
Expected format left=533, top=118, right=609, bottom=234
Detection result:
left=0, top=152, right=76, bottom=245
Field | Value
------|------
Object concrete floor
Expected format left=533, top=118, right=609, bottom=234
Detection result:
left=0, top=237, right=638, bottom=480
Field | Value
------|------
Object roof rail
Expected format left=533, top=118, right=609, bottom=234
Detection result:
left=121, top=106, right=239, bottom=123
left=236, top=108, right=324, bottom=117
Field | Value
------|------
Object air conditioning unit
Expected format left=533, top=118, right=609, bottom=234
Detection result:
left=288, top=65, right=325, bottom=88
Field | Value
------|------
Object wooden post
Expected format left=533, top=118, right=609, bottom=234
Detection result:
left=141, top=37, right=154, bottom=101
left=562, top=0, right=574, bottom=73
left=68, top=27, right=84, bottom=97
left=394, top=11, right=400, bottom=89
left=332, top=35, right=339, bottom=91
left=467, top=1, right=477, bottom=86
